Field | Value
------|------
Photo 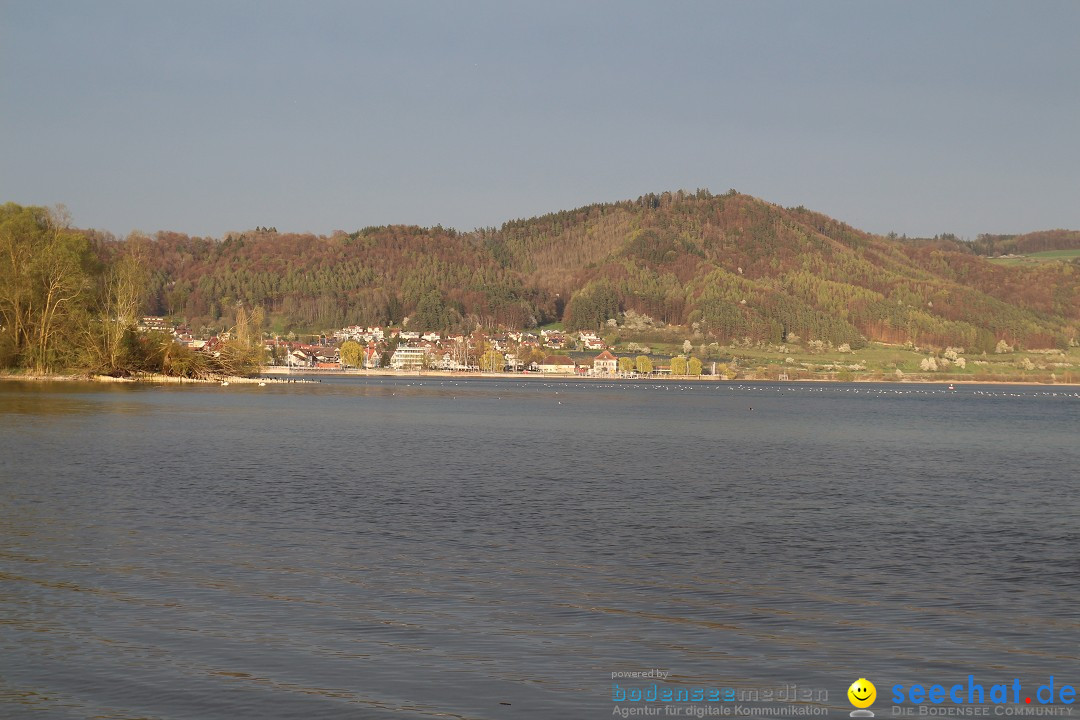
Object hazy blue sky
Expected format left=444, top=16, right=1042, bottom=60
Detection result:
left=2, top=1, right=1078, bottom=239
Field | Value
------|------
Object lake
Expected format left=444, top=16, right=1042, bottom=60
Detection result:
left=1, top=378, right=1078, bottom=719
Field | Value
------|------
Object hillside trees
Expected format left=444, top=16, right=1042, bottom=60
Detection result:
left=410, top=290, right=458, bottom=331
left=564, top=281, right=619, bottom=331
left=98, top=192, right=1078, bottom=351
left=8, top=191, right=1079, bottom=360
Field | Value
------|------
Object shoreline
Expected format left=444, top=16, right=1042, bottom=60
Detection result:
left=3, top=369, right=1078, bottom=388
left=0, top=372, right=305, bottom=385
left=259, top=367, right=1080, bottom=386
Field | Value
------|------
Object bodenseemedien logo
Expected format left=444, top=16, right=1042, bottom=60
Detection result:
left=849, top=678, right=877, bottom=717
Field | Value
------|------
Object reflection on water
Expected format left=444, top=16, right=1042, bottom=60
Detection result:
left=0, top=381, right=157, bottom=418
left=1, top=379, right=1078, bottom=719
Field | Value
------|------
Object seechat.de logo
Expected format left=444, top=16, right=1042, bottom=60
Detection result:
left=849, top=678, right=877, bottom=717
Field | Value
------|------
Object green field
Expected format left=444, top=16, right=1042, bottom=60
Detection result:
left=987, top=248, right=1080, bottom=266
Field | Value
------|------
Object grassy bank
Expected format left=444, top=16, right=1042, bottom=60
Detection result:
left=987, top=249, right=1080, bottom=266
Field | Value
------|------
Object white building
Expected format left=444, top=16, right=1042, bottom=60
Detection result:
left=538, top=355, right=576, bottom=373
left=390, top=345, right=428, bottom=369
left=579, top=332, right=604, bottom=350
left=592, top=350, right=618, bottom=375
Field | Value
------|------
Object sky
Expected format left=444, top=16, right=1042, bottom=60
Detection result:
left=2, top=0, right=1078, bottom=240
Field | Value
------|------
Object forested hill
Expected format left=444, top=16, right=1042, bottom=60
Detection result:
left=108, top=190, right=1079, bottom=350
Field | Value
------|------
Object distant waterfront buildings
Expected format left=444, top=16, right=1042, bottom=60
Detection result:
left=592, top=350, right=618, bottom=376
left=390, top=345, right=429, bottom=370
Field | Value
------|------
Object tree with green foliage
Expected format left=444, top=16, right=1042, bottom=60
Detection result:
left=411, top=290, right=455, bottom=331
left=339, top=340, right=363, bottom=368
left=564, top=281, right=619, bottom=331
left=670, top=355, right=687, bottom=375
left=515, top=345, right=545, bottom=369
left=635, top=355, right=653, bottom=374
left=688, top=356, right=703, bottom=375
left=618, top=356, right=634, bottom=373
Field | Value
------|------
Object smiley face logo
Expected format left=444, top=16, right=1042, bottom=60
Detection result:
left=848, top=678, right=876, bottom=709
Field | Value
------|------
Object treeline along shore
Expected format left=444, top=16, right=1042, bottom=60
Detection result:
left=1, top=203, right=264, bottom=379
left=3, top=192, right=1078, bottom=383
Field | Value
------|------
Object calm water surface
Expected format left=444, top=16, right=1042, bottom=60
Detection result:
left=1, top=378, right=1078, bottom=718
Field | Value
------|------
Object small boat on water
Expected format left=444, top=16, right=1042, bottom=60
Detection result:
left=948, top=383, right=955, bottom=391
